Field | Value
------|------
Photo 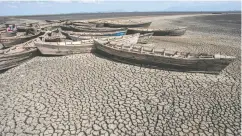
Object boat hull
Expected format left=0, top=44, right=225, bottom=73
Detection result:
left=35, top=42, right=94, bottom=56
left=74, top=26, right=127, bottom=32
left=0, top=31, right=44, bottom=48
left=62, top=30, right=127, bottom=40
left=104, top=22, right=152, bottom=28
left=68, top=33, right=153, bottom=44
left=127, top=28, right=187, bottom=36
left=94, top=41, right=235, bottom=74
left=0, top=48, right=38, bottom=71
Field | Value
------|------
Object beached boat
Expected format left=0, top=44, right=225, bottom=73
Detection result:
left=127, top=27, right=187, bottom=36
left=71, top=22, right=97, bottom=27
left=94, top=39, right=236, bottom=74
left=0, top=39, right=39, bottom=71
left=104, top=21, right=152, bottom=28
left=45, top=20, right=62, bottom=23
left=61, top=30, right=127, bottom=39
left=40, top=22, right=65, bottom=29
left=16, top=26, right=34, bottom=32
left=35, top=40, right=94, bottom=56
left=40, top=29, right=66, bottom=42
left=35, top=33, right=140, bottom=56
left=88, top=20, right=105, bottom=27
left=0, top=30, right=44, bottom=48
left=62, top=25, right=127, bottom=32
left=66, top=32, right=153, bottom=43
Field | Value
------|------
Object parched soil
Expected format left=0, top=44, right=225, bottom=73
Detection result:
left=0, top=14, right=241, bottom=136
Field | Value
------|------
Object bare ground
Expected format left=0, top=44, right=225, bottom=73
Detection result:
left=0, top=14, right=240, bottom=136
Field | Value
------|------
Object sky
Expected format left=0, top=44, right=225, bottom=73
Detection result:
left=0, top=1, right=241, bottom=16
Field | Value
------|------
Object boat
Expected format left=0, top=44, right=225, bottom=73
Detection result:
left=40, top=29, right=66, bottom=42
left=127, top=27, right=187, bottom=36
left=0, top=39, right=39, bottom=71
left=88, top=20, right=105, bottom=27
left=94, top=38, right=236, bottom=74
left=60, top=25, right=75, bottom=31
left=40, top=22, right=65, bottom=30
left=66, top=32, right=153, bottom=44
left=0, top=29, right=44, bottom=48
left=61, top=30, right=127, bottom=39
left=71, top=22, right=96, bottom=27
left=104, top=20, right=152, bottom=28
left=61, top=25, right=127, bottom=32
left=16, top=26, right=35, bottom=32
left=45, top=20, right=62, bottom=23
left=35, top=33, right=140, bottom=56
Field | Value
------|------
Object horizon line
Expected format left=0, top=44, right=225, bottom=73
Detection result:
left=0, top=10, right=241, bottom=18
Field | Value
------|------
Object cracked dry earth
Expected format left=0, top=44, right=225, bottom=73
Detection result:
left=0, top=14, right=241, bottom=136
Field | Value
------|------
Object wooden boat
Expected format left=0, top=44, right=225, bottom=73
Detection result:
left=61, top=30, right=127, bottom=39
left=71, top=22, right=96, bottom=27
left=104, top=21, right=152, bottom=28
left=0, top=39, right=39, bottom=71
left=45, top=20, right=62, bottom=23
left=94, top=39, right=236, bottom=74
left=40, top=29, right=66, bottom=42
left=0, top=30, right=44, bottom=48
left=60, top=25, right=75, bottom=31
left=127, top=27, right=187, bottom=36
left=35, top=33, right=140, bottom=56
left=66, top=32, right=153, bottom=44
left=17, top=26, right=34, bottom=32
left=88, top=20, right=105, bottom=27
left=40, top=22, right=65, bottom=29
left=61, top=25, right=127, bottom=32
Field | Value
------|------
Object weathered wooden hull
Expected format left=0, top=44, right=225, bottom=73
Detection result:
left=61, top=30, right=127, bottom=40
left=35, top=34, right=140, bottom=56
left=0, top=48, right=38, bottom=71
left=0, top=31, right=44, bottom=48
left=35, top=42, right=94, bottom=56
left=68, top=33, right=153, bottom=44
left=104, top=22, right=152, bottom=28
left=71, top=26, right=127, bottom=32
left=17, top=26, right=35, bottom=32
left=72, top=22, right=96, bottom=27
left=94, top=41, right=235, bottom=74
left=127, top=28, right=187, bottom=36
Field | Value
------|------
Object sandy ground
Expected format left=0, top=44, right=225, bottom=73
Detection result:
left=0, top=14, right=241, bottom=136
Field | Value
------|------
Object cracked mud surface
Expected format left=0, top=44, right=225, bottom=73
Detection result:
left=0, top=14, right=241, bottom=136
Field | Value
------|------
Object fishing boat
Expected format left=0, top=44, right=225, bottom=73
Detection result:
left=71, top=22, right=97, bottom=27
left=104, top=20, right=152, bottom=28
left=127, top=27, right=187, bottom=36
left=88, top=20, right=105, bottom=27
left=61, top=25, right=127, bottom=32
left=0, top=29, right=44, bottom=48
left=61, top=30, right=127, bottom=39
left=66, top=32, right=153, bottom=44
left=0, top=39, right=39, bottom=71
left=45, top=20, right=62, bottom=23
left=40, top=29, right=66, bottom=42
left=94, top=38, right=236, bottom=74
left=16, top=26, right=35, bottom=32
left=35, top=33, right=140, bottom=56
